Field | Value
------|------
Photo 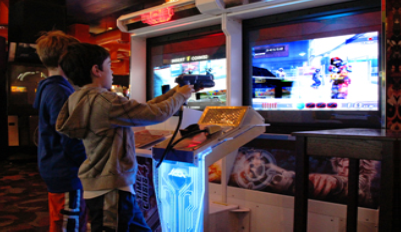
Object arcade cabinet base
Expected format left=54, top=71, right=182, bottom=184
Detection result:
left=209, top=202, right=249, bottom=232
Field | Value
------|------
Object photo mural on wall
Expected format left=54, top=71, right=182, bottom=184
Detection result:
left=224, top=147, right=381, bottom=209
left=386, top=1, right=401, bottom=130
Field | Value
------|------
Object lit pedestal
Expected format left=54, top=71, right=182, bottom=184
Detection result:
left=152, top=106, right=266, bottom=232
left=153, top=150, right=209, bottom=232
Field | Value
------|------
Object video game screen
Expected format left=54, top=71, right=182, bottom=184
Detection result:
left=251, top=31, right=379, bottom=111
left=152, top=54, right=227, bottom=110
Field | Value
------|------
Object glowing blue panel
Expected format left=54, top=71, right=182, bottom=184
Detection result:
left=153, top=148, right=212, bottom=232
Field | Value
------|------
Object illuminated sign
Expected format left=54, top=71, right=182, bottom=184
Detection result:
left=171, top=57, right=186, bottom=63
left=171, top=55, right=210, bottom=64
left=141, top=7, right=174, bottom=25
left=11, top=86, right=27, bottom=93
left=189, top=55, right=208, bottom=61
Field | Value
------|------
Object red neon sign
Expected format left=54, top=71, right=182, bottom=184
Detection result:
left=141, top=7, right=174, bottom=25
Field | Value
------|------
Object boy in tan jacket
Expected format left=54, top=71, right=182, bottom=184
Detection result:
left=56, top=43, right=194, bottom=231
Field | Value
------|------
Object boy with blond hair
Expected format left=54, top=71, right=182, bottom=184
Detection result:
left=34, top=30, right=87, bottom=231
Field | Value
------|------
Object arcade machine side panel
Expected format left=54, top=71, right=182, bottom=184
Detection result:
left=7, top=59, right=47, bottom=152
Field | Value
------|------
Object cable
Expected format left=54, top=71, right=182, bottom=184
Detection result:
left=156, top=106, right=184, bottom=168
left=155, top=128, right=208, bottom=168
left=155, top=106, right=221, bottom=168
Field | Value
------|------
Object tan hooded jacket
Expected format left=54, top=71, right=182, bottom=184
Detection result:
left=56, top=84, right=186, bottom=191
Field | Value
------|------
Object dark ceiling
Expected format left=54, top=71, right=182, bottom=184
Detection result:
left=6, top=0, right=167, bottom=43
left=65, top=0, right=165, bottom=34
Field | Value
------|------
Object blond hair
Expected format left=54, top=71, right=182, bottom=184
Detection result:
left=36, top=30, right=79, bottom=68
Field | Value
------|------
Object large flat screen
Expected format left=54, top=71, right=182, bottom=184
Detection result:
left=244, top=9, right=383, bottom=133
left=149, top=30, right=227, bottom=110
left=252, top=31, right=379, bottom=112
left=153, top=57, right=226, bottom=102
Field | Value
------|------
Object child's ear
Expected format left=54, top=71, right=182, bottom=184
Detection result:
left=91, top=64, right=100, bottom=77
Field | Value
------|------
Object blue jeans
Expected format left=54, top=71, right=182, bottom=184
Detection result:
left=86, top=189, right=152, bottom=232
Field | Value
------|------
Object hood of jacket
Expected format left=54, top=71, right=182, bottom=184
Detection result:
left=33, top=75, right=73, bottom=110
left=56, top=85, right=108, bottom=139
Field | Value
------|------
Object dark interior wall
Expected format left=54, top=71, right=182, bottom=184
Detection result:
left=113, top=75, right=130, bottom=87
left=8, top=0, right=67, bottom=43
left=6, top=0, right=67, bottom=154
left=0, top=36, right=8, bottom=159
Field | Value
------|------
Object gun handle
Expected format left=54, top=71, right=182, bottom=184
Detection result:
left=161, top=85, right=170, bottom=94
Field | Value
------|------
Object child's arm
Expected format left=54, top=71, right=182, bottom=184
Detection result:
left=109, top=91, right=186, bottom=127
left=109, top=85, right=193, bottom=127
left=147, top=85, right=182, bottom=104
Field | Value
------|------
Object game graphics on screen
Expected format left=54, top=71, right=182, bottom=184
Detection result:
left=153, top=57, right=227, bottom=110
left=252, top=32, right=379, bottom=111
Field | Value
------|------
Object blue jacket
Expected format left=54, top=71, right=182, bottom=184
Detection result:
left=33, top=75, right=86, bottom=193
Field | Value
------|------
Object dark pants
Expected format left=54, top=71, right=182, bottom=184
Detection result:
left=86, top=190, right=151, bottom=232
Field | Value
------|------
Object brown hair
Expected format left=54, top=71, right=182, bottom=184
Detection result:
left=60, top=43, right=110, bottom=87
left=36, top=30, right=79, bottom=68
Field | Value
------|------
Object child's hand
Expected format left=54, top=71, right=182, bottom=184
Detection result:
left=176, top=85, right=194, bottom=99
left=195, top=87, right=204, bottom=92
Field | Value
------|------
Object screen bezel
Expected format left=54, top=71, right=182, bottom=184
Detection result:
left=243, top=1, right=384, bottom=134
left=146, top=25, right=225, bottom=101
